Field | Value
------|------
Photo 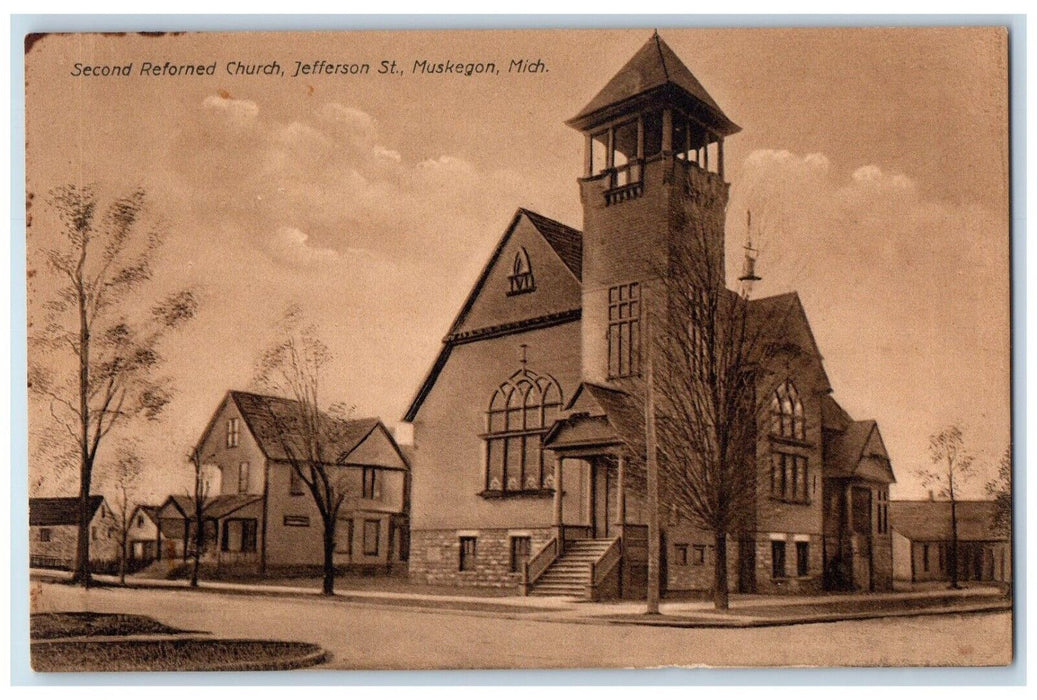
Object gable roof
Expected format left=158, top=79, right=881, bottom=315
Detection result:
left=403, top=209, right=582, bottom=422
left=546, top=382, right=645, bottom=455
left=568, top=33, right=740, bottom=136
left=890, top=500, right=1005, bottom=542
left=30, top=496, right=105, bottom=527
left=159, top=494, right=262, bottom=521
left=223, top=391, right=400, bottom=467
left=824, top=419, right=895, bottom=484
left=130, top=504, right=162, bottom=526
left=748, top=291, right=832, bottom=393
left=821, top=395, right=853, bottom=432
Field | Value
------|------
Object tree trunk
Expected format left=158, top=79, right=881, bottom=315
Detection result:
left=322, top=518, right=337, bottom=596
left=73, top=269, right=92, bottom=587
left=713, top=531, right=729, bottom=610
left=949, top=497, right=961, bottom=589
left=119, top=537, right=127, bottom=584
left=190, top=519, right=202, bottom=588
left=72, top=475, right=92, bottom=586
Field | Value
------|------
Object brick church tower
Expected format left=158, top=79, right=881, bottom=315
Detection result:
left=565, top=32, right=741, bottom=386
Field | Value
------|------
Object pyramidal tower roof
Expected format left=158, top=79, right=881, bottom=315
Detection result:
left=567, top=32, right=740, bottom=136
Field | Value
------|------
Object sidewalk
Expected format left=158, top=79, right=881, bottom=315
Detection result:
left=31, top=568, right=1011, bottom=629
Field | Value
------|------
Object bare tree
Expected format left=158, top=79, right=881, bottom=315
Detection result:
left=29, top=184, right=199, bottom=585
left=187, top=447, right=218, bottom=588
left=919, top=425, right=975, bottom=589
left=253, top=306, right=355, bottom=596
left=649, top=208, right=790, bottom=611
left=101, top=440, right=143, bottom=584
left=986, top=445, right=1011, bottom=538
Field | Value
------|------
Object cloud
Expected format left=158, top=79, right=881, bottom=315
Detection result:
left=266, top=226, right=340, bottom=268
left=202, top=94, right=259, bottom=123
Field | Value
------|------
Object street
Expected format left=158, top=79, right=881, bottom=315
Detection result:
left=31, top=582, right=1012, bottom=669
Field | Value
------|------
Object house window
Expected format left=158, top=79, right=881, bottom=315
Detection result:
left=510, top=536, right=532, bottom=573
left=363, top=519, right=380, bottom=556
left=507, top=247, right=535, bottom=295
left=363, top=467, right=381, bottom=500
left=39, top=528, right=51, bottom=543
left=289, top=466, right=305, bottom=496
left=226, top=417, right=240, bottom=447
left=221, top=519, right=258, bottom=553
left=922, top=544, right=930, bottom=572
left=693, top=545, right=706, bottom=566
left=459, top=536, right=477, bottom=572
left=136, top=514, right=144, bottom=528
left=91, top=526, right=98, bottom=542
left=770, top=380, right=805, bottom=440
left=283, top=515, right=310, bottom=527
left=238, top=462, right=249, bottom=493
left=674, top=544, right=688, bottom=566
left=770, top=453, right=809, bottom=503
left=336, top=518, right=354, bottom=555
left=485, top=369, right=563, bottom=494
left=608, top=282, right=641, bottom=378
left=771, top=540, right=786, bottom=579
left=877, top=490, right=889, bottom=534
left=796, top=541, right=809, bottom=577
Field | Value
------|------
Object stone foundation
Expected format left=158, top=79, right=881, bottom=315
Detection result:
left=410, top=527, right=554, bottom=589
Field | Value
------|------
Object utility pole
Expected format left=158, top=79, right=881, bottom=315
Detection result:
left=644, top=284, right=661, bottom=615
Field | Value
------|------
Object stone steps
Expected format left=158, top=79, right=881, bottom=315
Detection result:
left=529, top=538, right=617, bottom=597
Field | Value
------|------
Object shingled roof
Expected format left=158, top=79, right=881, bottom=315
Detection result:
left=30, top=496, right=105, bottom=527
left=227, top=390, right=386, bottom=465
left=568, top=32, right=740, bottom=136
left=520, top=208, right=583, bottom=280
left=890, top=500, right=1005, bottom=542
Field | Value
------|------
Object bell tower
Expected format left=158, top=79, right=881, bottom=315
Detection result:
left=566, top=32, right=740, bottom=385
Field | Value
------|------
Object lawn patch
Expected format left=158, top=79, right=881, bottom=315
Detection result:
left=32, top=639, right=326, bottom=672
left=30, top=612, right=190, bottom=640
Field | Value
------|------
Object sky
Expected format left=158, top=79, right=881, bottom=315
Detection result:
left=24, top=27, right=1010, bottom=503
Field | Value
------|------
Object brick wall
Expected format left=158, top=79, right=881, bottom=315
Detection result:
left=410, top=527, right=554, bottom=589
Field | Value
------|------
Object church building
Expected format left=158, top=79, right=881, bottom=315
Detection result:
left=403, top=34, right=895, bottom=598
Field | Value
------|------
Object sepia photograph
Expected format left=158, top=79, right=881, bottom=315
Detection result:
left=21, top=24, right=1013, bottom=672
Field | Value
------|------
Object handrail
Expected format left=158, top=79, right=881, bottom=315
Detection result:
left=522, top=537, right=558, bottom=594
left=590, top=537, right=622, bottom=590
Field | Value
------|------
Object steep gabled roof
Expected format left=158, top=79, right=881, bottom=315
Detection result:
left=130, top=504, right=162, bottom=526
left=30, top=496, right=105, bottom=527
left=568, top=33, right=740, bottom=136
left=748, top=291, right=832, bottom=393
left=228, top=390, right=390, bottom=466
left=890, top=500, right=1005, bottom=542
left=821, top=395, right=853, bottom=432
left=160, top=494, right=262, bottom=521
left=824, top=419, right=895, bottom=484
left=520, top=208, right=583, bottom=280
left=403, top=209, right=582, bottom=422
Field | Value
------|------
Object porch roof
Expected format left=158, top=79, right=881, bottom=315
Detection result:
left=544, top=382, right=645, bottom=456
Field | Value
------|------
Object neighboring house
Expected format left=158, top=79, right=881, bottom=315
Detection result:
left=29, top=496, right=119, bottom=570
left=126, top=504, right=162, bottom=564
left=890, top=499, right=1010, bottom=584
left=402, top=33, right=896, bottom=598
left=159, top=390, right=410, bottom=574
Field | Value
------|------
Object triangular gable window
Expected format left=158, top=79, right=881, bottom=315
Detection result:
left=507, top=247, right=535, bottom=296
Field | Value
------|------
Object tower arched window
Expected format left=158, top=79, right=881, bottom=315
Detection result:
left=484, top=368, right=562, bottom=495
left=771, top=380, right=805, bottom=440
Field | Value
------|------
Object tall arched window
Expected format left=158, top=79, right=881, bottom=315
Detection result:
left=507, top=247, right=535, bottom=295
left=770, top=380, right=805, bottom=440
left=485, top=369, right=562, bottom=494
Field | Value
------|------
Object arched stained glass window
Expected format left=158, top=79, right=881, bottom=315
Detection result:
left=770, top=380, right=806, bottom=440
left=485, top=368, right=563, bottom=494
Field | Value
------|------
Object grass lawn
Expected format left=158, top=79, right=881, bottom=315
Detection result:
left=30, top=612, right=190, bottom=640
left=31, top=639, right=325, bottom=672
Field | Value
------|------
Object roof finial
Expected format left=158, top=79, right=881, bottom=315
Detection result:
left=738, top=209, right=762, bottom=290
left=520, top=343, right=528, bottom=367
